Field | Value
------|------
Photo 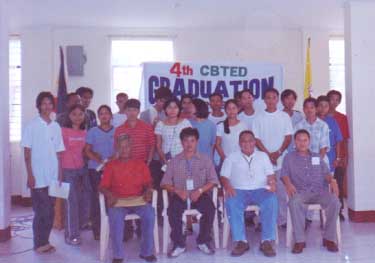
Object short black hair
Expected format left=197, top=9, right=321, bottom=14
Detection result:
left=192, top=98, right=209, bottom=119
left=181, top=94, right=193, bottom=102
left=264, top=88, right=279, bottom=97
left=65, top=104, right=86, bottom=130
left=155, top=87, right=172, bottom=101
left=239, top=89, right=254, bottom=98
left=239, top=130, right=255, bottom=140
left=116, top=92, right=128, bottom=100
left=209, top=92, right=223, bottom=101
left=327, top=90, right=342, bottom=102
left=303, top=97, right=318, bottom=108
left=294, top=129, right=311, bottom=140
left=125, top=99, right=141, bottom=109
left=97, top=104, right=113, bottom=116
left=180, top=127, right=199, bottom=141
left=317, top=95, right=330, bottom=105
left=76, top=86, right=94, bottom=97
left=281, top=89, right=297, bottom=101
left=66, top=92, right=79, bottom=101
left=36, top=91, right=55, bottom=112
left=163, top=97, right=182, bottom=116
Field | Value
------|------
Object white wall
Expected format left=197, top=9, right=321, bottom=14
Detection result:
left=12, top=26, right=332, bottom=196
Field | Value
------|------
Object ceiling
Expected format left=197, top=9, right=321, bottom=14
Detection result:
left=6, top=0, right=351, bottom=31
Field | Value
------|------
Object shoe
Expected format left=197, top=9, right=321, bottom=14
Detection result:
left=35, top=244, right=56, bottom=254
left=65, top=237, right=81, bottom=246
left=323, top=239, right=339, bottom=252
left=139, top=254, right=157, bottom=262
left=197, top=243, right=215, bottom=255
left=305, top=219, right=312, bottom=230
left=168, top=246, right=186, bottom=258
left=231, top=241, right=250, bottom=256
left=292, top=242, right=306, bottom=254
left=259, top=240, right=276, bottom=257
left=339, top=213, right=346, bottom=222
left=112, top=258, right=123, bottom=263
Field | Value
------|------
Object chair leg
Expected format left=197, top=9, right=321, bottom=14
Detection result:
left=162, top=214, right=170, bottom=254
left=213, top=209, right=220, bottom=249
left=100, top=216, right=109, bottom=261
left=336, top=217, right=341, bottom=246
left=222, top=213, right=230, bottom=249
left=286, top=208, right=293, bottom=248
left=154, top=215, right=160, bottom=254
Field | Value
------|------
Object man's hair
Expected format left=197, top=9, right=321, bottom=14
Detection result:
left=76, top=86, right=94, bottom=97
left=36, top=91, right=55, bottom=112
left=125, top=99, right=141, bottom=109
left=303, top=97, right=318, bottom=108
left=192, top=98, right=209, bottom=119
left=239, top=130, right=255, bottom=140
left=294, top=129, right=311, bottom=140
left=317, top=95, right=330, bottom=105
left=181, top=94, right=193, bottom=102
left=264, top=88, right=279, bottom=97
left=155, top=87, right=172, bottom=101
left=281, top=89, right=297, bottom=101
left=64, top=104, right=86, bottom=130
left=180, top=127, right=199, bottom=141
left=97, top=104, right=113, bottom=116
left=209, top=92, right=223, bottom=101
left=116, top=92, right=128, bottom=100
left=239, top=89, right=254, bottom=98
left=66, top=92, right=79, bottom=101
left=327, top=90, right=342, bottom=102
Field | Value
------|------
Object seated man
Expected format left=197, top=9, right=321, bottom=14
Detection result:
left=161, top=127, right=219, bottom=257
left=220, top=130, right=278, bottom=257
left=99, top=135, right=156, bottom=263
left=281, top=129, right=340, bottom=254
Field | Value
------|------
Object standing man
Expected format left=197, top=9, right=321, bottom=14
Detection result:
left=161, top=127, right=219, bottom=257
left=238, top=90, right=256, bottom=130
left=76, top=86, right=97, bottom=129
left=208, top=92, right=226, bottom=125
left=252, top=88, right=293, bottom=227
left=221, top=130, right=278, bottom=257
left=281, top=129, right=340, bottom=253
left=21, top=92, right=65, bottom=253
left=112, top=92, right=128, bottom=128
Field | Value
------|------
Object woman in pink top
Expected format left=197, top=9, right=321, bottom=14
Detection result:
left=61, top=104, right=87, bottom=246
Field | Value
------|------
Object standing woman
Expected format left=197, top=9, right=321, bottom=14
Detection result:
left=155, top=98, right=191, bottom=165
left=84, top=105, right=115, bottom=240
left=61, top=104, right=87, bottom=245
left=215, top=99, right=247, bottom=162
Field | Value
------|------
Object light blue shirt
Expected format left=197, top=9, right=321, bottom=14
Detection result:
left=86, top=126, right=115, bottom=169
left=190, top=119, right=216, bottom=160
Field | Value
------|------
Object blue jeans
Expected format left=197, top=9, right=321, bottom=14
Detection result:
left=31, top=187, right=55, bottom=249
left=80, top=166, right=92, bottom=228
left=225, top=188, right=278, bottom=242
left=108, top=204, right=155, bottom=259
left=63, top=168, right=85, bottom=239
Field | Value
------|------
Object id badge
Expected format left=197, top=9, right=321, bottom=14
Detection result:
left=312, top=157, right=320, bottom=165
left=186, top=179, right=194, bottom=191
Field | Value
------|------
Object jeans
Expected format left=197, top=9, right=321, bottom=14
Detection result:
left=334, top=166, right=345, bottom=211
left=167, top=193, right=215, bottom=247
left=63, top=168, right=85, bottom=239
left=88, top=169, right=102, bottom=236
left=31, top=187, right=55, bottom=249
left=80, top=166, right=92, bottom=228
left=225, top=188, right=278, bottom=242
left=108, top=204, right=155, bottom=259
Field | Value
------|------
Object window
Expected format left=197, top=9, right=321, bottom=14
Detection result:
left=329, top=38, right=346, bottom=113
left=9, top=37, right=21, bottom=142
left=110, top=39, right=174, bottom=111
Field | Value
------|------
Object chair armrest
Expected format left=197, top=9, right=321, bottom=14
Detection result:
left=212, top=186, right=218, bottom=208
left=99, top=193, right=107, bottom=217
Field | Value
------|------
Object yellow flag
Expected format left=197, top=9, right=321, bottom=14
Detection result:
left=304, top=38, right=312, bottom=98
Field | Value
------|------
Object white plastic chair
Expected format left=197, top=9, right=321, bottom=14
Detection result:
left=99, top=191, right=160, bottom=261
left=162, top=187, right=220, bottom=254
left=222, top=203, right=279, bottom=248
left=286, top=203, right=341, bottom=247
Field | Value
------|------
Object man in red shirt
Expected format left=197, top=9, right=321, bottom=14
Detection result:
left=327, top=90, right=350, bottom=221
left=99, top=134, right=156, bottom=263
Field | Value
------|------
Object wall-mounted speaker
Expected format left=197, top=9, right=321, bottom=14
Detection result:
left=66, top=45, right=87, bottom=76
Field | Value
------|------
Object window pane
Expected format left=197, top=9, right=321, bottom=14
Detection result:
left=329, top=39, right=346, bottom=113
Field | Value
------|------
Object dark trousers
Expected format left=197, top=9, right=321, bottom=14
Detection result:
left=167, top=193, right=215, bottom=247
left=80, top=167, right=92, bottom=228
left=149, top=160, right=163, bottom=216
left=88, top=169, right=102, bottom=236
left=31, top=187, right=55, bottom=249
left=334, top=166, right=345, bottom=211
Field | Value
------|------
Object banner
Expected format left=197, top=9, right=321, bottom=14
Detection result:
left=141, top=62, right=284, bottom=110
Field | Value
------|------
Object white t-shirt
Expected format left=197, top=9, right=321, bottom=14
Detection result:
left=216, top=121, right=248, bottom=157
left=21, top=116, right=65, bottom=188
left=221, top=150, right=274, bottom=190
left=112, top=113, right=127, bottom=128
left=238, top=111, right=256, bottom=131
left=208, top=113, right=227, bottom=125
left=154, top=119, right=192, bottom=157
left=252, top=110, right=293, bottom=170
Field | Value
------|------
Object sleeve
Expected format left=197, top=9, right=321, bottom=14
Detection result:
left=205, top=157, right=219, bottom=185
left=284, top=114, right=294, bottom=136
left=216, top=122, right=223, bottom=137
left=321, top=157, right=330, bottom=175
left=280, top=153, right=291, bottom=178
left=263, top=153, right=275, bottom=175
left=86, top=128, right=94, bottom=145
left=20, top=124, right=32, bottom=148
left=251, top=117, right=261, bottom=139
left=183, top=119, right=192, bottom=128
left=55, top=126, right=65, bottom=152
left=320, top=123, right=331, bottom=151
left=154, top=121, right=163, bottom=135
left=160, top=159, right=174, bottom=186
left=211, top=122, right=217, bottom=147
left=220, top=155, right=232, bottom=179
left=100, top=162, right=114, bottom=189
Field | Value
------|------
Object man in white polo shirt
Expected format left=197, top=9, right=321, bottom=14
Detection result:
left=238, top=90, right=256, bottom=130
left=220, top=130, right=278, bottom=257
left=252, top=88, right=293, bottom=227
left=21, top=92, right=65, bottom=254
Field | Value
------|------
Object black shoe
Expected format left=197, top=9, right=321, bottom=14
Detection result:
left=231, top=241, right=250, bottom=256
left=259, top=240, right=276, bottom=257
left=339, top=213, right=346, bottom=222
left=112, top=258, right=123, bottom=263
left=139, top=254, right=157, bottom=262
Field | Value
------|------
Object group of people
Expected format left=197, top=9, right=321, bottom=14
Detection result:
left=22, top=84, right=349, bottom=262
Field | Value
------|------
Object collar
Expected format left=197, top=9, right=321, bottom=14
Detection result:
left=176, top=151, right=201, bottom=161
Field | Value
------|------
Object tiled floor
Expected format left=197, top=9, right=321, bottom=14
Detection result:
left=1, top=205, right=375, bottom=263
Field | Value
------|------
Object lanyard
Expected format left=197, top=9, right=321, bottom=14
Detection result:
left=242, top=154, right=254, bottom=177
left=186, top=159, right=193, bottom=177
